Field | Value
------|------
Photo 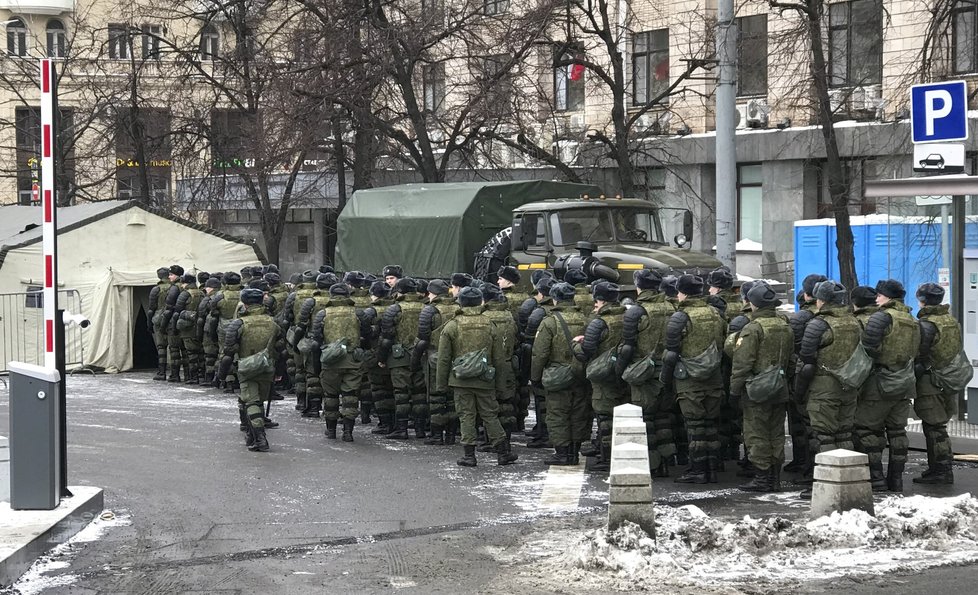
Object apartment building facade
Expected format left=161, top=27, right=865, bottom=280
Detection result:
left=0, top=1, right=974, bottom=274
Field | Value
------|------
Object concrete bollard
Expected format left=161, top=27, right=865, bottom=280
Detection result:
left=608, top=403, right=655, bottom=537
left=810, top=449, right=875, bottom=519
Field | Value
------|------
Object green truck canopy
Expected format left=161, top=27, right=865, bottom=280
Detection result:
left=335, top=180, right=601, bottom=278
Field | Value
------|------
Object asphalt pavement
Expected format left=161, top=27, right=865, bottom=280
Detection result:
left=2, top=371, right=978, bottom=594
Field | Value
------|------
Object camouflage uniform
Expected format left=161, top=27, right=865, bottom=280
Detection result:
left=785, top=298, right=818, bottom=472
left=210, top=281, right=243, bottom=389
left=530, top=300, right=589, bottom=463
left=855, top=299, right=919, bottom=491
left=483, top=299, right=519, bottom=435
left=174, top=281, right=205, bottom=383
left=281, top=278, right=318, bottom=409
left=378, top=287, right=426, bottom=438
left=729, top=306, right=792, bottom=487
left=620, top=289, right=676, bottom=475
left=416, top=295, right=460, bottom=443
left=148, top=271, right=172, bottom=380
left=309, top=292, right=362, bottom=440
left=295, top=288, right=332, bottom=417
left=580, top=301, right=627, bottom=470
left=661, top=295, right=727, bottom=483
left=914, top=303, right=961, bottom=484
left=362, top=296, right=395, bottom=433
left=436, top=303, right=516, bottom=466
left=221, top=301, right=281, bottom=451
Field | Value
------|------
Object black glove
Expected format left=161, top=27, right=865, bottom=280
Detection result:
left=659, top=351, right=679, bottom=386
left=217, top=355, right=233, bottom=384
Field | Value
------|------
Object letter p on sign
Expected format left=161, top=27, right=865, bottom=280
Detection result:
left=911, top=81, right=968, bottom=144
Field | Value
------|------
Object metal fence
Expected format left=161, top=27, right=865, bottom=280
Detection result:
left=0, top=289, right=85, bottom=374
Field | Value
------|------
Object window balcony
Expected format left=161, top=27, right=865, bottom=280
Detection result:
left=0, top=0, right=74, bottom=16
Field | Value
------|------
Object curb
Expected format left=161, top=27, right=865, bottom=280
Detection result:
left=0, top=486, right=104, bottom=587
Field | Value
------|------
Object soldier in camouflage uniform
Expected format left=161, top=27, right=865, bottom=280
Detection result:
left=854, top=279, right=919, bottom=492
left=383, top=264, right=403, bottom=288
left=199, top=277, right=222, bottom=384
left=437, top=286, right=517, bottom=467
left=785, top=274, right=827, bottom=478
left=794, top=280, right=860, bottom=499
left=378, top=277, right=427, bottom=438
left=174, top=273, right=205, bottom=384
left=531, top=282, right=589, bottom=466
left=730, top=284, right=793, bottom=492
left=208, top=271, right=243, bottom=392
left=363, top=280, right=396, bottom=434
left=660, top=275, right=727, bottom=484
left=482, top=283, right=518, bottom=444
left=162, top=265, right=185, bottom=382
left=220, top=288, right=281, bottom=452
left=913, top=283, right=961, bottom=485
left=295, top=273, right=338, bottom=418
left=280, top=270, right=319, bottom=409
left=708, top=267, right=743, bottom=464
left=564, top=268, right=595, bottom=313
left=309, top=283, right=363, bottom=441
left=415, top=279, right=460, bottom=445
left=576, top=282, right=627, bottom=472
left=346, top=271, right=376, bottom=424
left=519, top=275, right=556, bottom=448
left=618, top=269, right=676, bottom=477
left=148, top=266, right=172, bottom=381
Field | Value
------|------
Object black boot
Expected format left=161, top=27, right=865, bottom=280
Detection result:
left=324, top=419, right=338, bottom=439
left=342, top=418, right=355, bottom=442
left=153, top=362, right=167, bottom=381
left=544, top=445, right=572, bottom=466
left=238, top=406, right=249, bottom=432
left=590, top=444, right=611, bottom=472
left=652, top=460, right=669, bottom=478
left=497, top=439, right=518, bottom=466
left=245, top=425, right=256, bottom=448
left=371, top=414, right=393, bottom=434
left=736, top=459, right=758, bottom=478
left=579, top=440, right=599, bottom=457
left=360, top=401, right=373, bottom=425
left=792, top=450, right=816, bottom=485
left=569, top=442, right=581, bottom=465
left=869, top=460, right=888, bottom=492
left=914, top=460, right=954, bottom=484
left=477, top=437, right=495, bottom=452
left=168, top=367, right=181, bottom=382
left=414, top=414, right=427, bottom=439
left=248, top=427, right=270, bottom=452
left=706, top=455, right=719, bottom=484
left=294, top=393, right=306, bottom=412
left=675, top=461, right=708, bottom=484
left=302, top=398, right=322, bottom=418
left=424, top=426, right=445, bottom=445
left=457, top=445, right=477, bottom=467
left=263, top=417, right=279, bottom=429
left=445, top=420, right=458, bottom=445
left=386, top=419, right=409, bottom=439
left=784, top=441, right=807, bottom=473
left=887, top=460, right=905, bottom=492
left=738, top=467, right=775, bottom=492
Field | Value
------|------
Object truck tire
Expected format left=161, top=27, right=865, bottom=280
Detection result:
left=473, top=227, right=512, bottom=283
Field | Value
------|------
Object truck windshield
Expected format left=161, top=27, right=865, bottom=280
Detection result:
left=549, top=207, right=663, bottom=245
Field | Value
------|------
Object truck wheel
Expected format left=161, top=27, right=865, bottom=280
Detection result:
left=473, top=227, right=512, bottom=283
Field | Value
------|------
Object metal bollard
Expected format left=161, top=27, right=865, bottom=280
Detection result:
left=7, top=361, right=62, bottom=510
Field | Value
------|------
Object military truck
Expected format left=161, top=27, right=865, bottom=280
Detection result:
left=334, top=181, right=721, bottom=289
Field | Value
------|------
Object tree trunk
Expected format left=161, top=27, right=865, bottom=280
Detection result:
left=807, top=0, right=858, bottom=290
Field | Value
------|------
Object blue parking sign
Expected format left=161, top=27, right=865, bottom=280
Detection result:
left=911, top=81, right=968, bottom=143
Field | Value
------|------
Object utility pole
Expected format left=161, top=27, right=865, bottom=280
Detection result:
left=715, top=0, right=737, bottom=272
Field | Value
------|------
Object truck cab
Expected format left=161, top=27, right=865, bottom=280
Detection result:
left=507, top=197, right=721, bottom=289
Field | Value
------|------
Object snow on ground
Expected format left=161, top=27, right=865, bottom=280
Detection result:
left=501, top=494, right=978, bottom=592
left=8, top=510, right=131, bottom=595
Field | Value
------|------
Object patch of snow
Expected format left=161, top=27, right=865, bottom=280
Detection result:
left=504, top=494, right=978, bottom=591
left=10, top=510, right=132, bottom=595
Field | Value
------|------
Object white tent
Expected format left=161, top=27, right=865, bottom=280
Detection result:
left=0, top=200, right=263, bottom=372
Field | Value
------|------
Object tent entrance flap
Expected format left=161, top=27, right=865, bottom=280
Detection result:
left=131, top=286, right=156, bottom=369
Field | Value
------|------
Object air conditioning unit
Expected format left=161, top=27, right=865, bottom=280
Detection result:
left=828, top=89, right=846, bottom=113
left=856, top=85, right=884, bottom=112
left=569, top=114, right=586, bottom=130
left=745, top=99, right=769, bottom=128
left=735, top=104, right=750, bottom=130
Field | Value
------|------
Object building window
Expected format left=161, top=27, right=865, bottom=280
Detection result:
left=632, top=29, right=669, bottom=106
left=484, top=0, right=508, bottom=15
left=297, top=235, right=310, bottom=254
left=200, top=25, right=219, bottom=61
left=476, top=54, right=513, bottom=115
left=423, top=63, right=446, bottom=114
left=737, top=164, right=762, bottom=243
left=26, top=285, right=43, bottom=309
left=142, top=23, right=162, bottom=59
left=554, top=47, right=585, bottom=111
left=736, top=15, right=767, bottom=97
left=108, top=24, right=130, bottom=59
left=7, top=18, right=27, bottom=57
left=828, top=0, right=882, bottom=87
left=16, top=106, right=76, bottom=205
left=47, top=20, right=67, bottom=58
left=953, top=2, right=977, bottom=74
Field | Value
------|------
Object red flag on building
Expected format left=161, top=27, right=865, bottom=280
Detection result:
left=570, top=61, right=585, bottom=81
